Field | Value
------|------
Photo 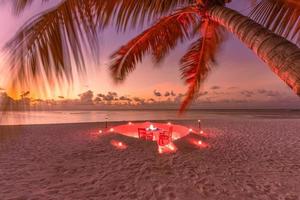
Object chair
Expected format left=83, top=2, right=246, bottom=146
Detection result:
left=146, top=132, right=154, bottom=141
left=162, top=126, right=173, bottom=138
left=138, top=128, right=147, bottom=140
left=158, top=126, right=173, bottom=146
left=167, top=126, right=173, bottom=139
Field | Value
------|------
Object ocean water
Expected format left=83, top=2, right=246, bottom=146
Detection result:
left=0, top=110, right=299, bottom=125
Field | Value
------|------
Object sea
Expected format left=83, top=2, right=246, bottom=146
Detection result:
left=0, top=109, right=300, bottom=126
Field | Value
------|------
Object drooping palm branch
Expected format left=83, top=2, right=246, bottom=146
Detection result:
left=10, top=0, right=196, bottom=29
left=110, top=6, right=200, bottom=83
left=5, top=0, right=99, bottom=92
left=10, top=0, right=50, bottom=15
left=4, top=0, right=197, bottom=92
left=94, top=0, right=196, bottom=31
left=179, top=20, right=226, bottom=112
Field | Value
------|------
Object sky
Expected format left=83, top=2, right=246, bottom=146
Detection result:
left=0, top=0, right=299, bottom=109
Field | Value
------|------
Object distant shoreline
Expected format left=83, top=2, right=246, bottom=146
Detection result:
left=0, top=119, right=194, bottom=128
left=1, top=109, right=300, bottom=126
left=2, top=108, right=300, bottom=112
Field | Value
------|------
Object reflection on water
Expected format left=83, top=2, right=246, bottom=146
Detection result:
left=0, top=110, right=299, bottom=125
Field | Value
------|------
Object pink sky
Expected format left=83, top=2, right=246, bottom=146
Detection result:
left=0, top=1, right=299, bottom=109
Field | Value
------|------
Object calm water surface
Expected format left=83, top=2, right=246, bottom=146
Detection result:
left=1, top=110, right=299, bottom=125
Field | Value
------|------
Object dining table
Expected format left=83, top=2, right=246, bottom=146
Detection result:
left=145, top=127, right=164, bottom=141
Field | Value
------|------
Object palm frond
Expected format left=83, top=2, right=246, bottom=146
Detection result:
left=249, top=0, right=300, bottom=45
left=109, top=6, right=200, bottom=83
left=10, top=0, right=50, bottom=15
left=179, top=20, right=225, bottom=112
left=4, top=0, right=99, bottom=94
left=94, top=0, right=196, bottom=31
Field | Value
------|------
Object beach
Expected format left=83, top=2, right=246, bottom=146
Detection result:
left=0, top=117, right=300, bottom=200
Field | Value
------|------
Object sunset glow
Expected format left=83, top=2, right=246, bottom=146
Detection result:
left=0, top=1, right=300, bottom=111
left=0, top=1, right=299, bottom=199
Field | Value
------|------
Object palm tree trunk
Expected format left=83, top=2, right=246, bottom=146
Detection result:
left=207, top=6, right=300, bottom=95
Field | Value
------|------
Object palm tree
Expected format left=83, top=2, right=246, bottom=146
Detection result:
left=3, top=0, right=300, bottom=111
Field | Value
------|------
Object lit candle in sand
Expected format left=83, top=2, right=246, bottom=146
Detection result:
left=158, top=147, right=163, bottom=154
left=198, top=119, right=201, bottom=130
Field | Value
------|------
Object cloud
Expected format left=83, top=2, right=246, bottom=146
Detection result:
left=240, top=90, right=255, bottom=98
left=228, top=86, right=238, bottom=90
left=197, top=91, right=208, bottom=97
left=119, top=96, right=132, bottom=101
left=96, top=92, right=119, bottom=102
left=78, top=90, right=94, bottom=104
left=154, top=90, right=162, bottom=97
left=20, top=91, right=30, bottom=98
left=133, top=97, right=146, bottom=105
left=32, top=99, right=43, bottom=102
left=0, top=92, right=14, bottom=104
left=257, top=89, right=268, bottom=94
left=103, top=95, right=114, bottom=101
left=0, top=92, right=31, bottom=110
left=133, top=97, right=144, bottom=102
left=97, top=93, right=106, bottom=98
left=108, top=92, right=118, bottom=97
left=94, top=97, right=102, bottom=103
left=258, top=89, right=281, bottom=97
left=266, top=91, right=280, bottom=97
left=148, top=98, right=156, bottom=102
left=211, top=86, right=220, bottom=90
left=2, top=87, right=299, bottom=111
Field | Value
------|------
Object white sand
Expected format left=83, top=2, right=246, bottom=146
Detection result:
left=0, top=118, right=300, bottom=200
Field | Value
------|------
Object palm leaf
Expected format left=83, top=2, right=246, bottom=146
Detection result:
left=4, top=0, right=99, bottom=93
left=5, top=0, right=199, bottom=95
left=94, top=0, right=197, bottom=31
left=9, top=0, right=50, bottom=15
left=109, top=6, right=200, bottom=83
left=249, top=0, right=300, bottom=45
left=179, top=20, right=225, bottom=112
